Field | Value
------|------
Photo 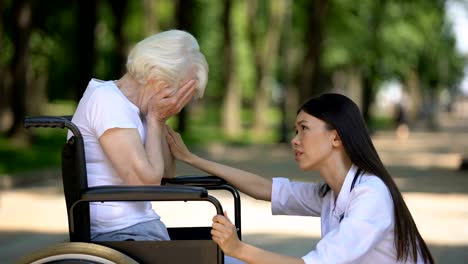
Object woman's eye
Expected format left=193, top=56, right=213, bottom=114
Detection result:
left=295, top=130, right=298, bottom=135
left=301, top=125, right=307, bottom=130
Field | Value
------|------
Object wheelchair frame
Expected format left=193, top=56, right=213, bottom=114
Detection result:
left=20, top=115, right=242, bottom=264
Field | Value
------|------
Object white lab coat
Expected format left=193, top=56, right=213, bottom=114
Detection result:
left=271, top=164, right=423, bottom=264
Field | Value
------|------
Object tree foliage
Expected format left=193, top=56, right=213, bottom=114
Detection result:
left=0, top=0, right=465, bottom=141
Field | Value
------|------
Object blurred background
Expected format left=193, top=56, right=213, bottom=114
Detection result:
left=0, top=0, right=467, bottom=150
left=0, top=0, right=468, bottom=263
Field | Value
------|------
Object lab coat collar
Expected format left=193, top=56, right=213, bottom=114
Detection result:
left=331, top=164, right=360, bottom=216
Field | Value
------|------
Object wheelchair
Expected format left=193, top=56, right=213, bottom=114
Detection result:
left=19, top=115, right=242, bottom=264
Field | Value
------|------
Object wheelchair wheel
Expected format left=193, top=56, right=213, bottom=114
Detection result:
left=17, top=242, right=139, bottom=264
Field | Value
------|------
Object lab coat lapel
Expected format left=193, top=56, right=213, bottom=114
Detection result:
left=332, top=164, right=359, bottom=224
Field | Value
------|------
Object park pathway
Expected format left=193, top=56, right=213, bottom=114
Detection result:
left=1, top=113, right=467, bottom=263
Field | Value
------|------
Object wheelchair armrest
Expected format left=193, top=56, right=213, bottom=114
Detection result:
left=162, top=175, right=243, bottom=239
left=162, top=176, right=227, bottom=186
left=81, top=185, right=208, bottom=202
left=70, top=185, right=223, bottom=236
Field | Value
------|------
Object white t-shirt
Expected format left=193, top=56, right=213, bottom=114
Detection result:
left=69, top=78, right=159, bottom=238
left=271, top=165, right=424, bottom=264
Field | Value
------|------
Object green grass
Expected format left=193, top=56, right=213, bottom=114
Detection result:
left=0, top=100, right=74, bottom=176
left=179, top=105, right=283, bottom=146
left=0, top=129, right=67, bottom=175
left=368, top=115, right=394, bottom=131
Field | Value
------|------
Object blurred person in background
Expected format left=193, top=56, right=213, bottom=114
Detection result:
left=394, top=102, right=410, bottom=141
left=167, top=93, right=434, bottom=264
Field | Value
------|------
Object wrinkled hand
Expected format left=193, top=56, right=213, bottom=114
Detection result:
left=165, top=125, right=192, bottom=162
left=211, top=212, right=242, bottom=257
left=147, top=79, right=197, bottom=124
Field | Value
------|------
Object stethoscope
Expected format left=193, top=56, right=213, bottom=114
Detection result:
left=338, top=168, right=362, bottom=223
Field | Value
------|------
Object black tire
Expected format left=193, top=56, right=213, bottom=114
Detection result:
left=17, top=242, right=139, bottom=264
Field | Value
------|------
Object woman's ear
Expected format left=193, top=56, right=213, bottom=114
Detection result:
left=331, top=130, right=343, bottom=148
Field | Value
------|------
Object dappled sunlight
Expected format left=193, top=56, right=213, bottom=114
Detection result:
left=1, top=129, right=467, bottom=262
left=372, top=131, right=466, bottom=151
left=403, top=192, right=468, bottom=246
left=380, top=152, right=461, bottom=169
left=389, top=166, right=468, bottom=193
left=0, top=189, right=68, bottom=233
left=372, top=131, right=467, bottom=169
left=1, top=176, right=467, bottom=262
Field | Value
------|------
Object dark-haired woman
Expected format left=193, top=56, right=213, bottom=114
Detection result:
left=166, top=93, right=434, bottom=264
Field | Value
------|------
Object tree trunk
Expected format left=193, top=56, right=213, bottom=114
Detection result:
left=27, top=62, right=47, bottom=116
left=298, top=0, right=328, bottom=100
left=277, top=1, right=293, bottom=143
left=362, top=75, right=375, bottom=127
left=361, top=0, right=386, bottom=127
left=144, top=0, right=159, bottom=35
left=246, top=0, right=261, bottom=90
left=75, top=0, right=97, bottom=101
left=252, top=0, right=287, bottom=137
left=347, top=67, right=363, bottom=111
left=110, top=0, right=129, bottom=77
left=0, top=0, right=8, bottom=133
left=7, top=0, right=32, bottom=142
left=221, top=0, right=242, bottom=137
left=426, top=86, right=439, bottom=130
left=405, top=68, right=422, bottom=122
left=175, top=0, right=195, bottom=134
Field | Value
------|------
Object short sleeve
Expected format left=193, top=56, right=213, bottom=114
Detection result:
left=271, top=178, right=323, bottom=216
left=86, top=86, right=140, bottom=138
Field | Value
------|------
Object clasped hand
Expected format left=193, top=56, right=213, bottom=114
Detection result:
left=212, top=212, right=242, bottom=257
left=147, top=79, right=197, bottom=124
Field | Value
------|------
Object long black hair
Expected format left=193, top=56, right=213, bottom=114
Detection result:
left=298, top=93, right=434, bottom=264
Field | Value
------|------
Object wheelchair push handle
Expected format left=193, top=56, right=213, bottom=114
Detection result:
left=24, top=115, right=82, bottom=138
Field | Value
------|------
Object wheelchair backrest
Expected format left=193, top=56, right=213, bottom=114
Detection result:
left=61, top=116, right=92, bottom=242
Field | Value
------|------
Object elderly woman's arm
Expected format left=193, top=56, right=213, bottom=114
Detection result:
left=99, top=122, right=166, bottom=185
left=99, top=81, right=196, bottom=185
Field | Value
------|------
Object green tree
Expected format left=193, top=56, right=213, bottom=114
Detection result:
left=251, top=0, right=288, bottom=136
left=221, top=0, right=243, bottom=137
left=0, top=0, right=7, bottom=133
left=296, top=0, right=329, bottom=100
left=322, top=0, right=465, bottom=128
left=7, top=0, right=32, bottom=141
left=108, top=0, right=129, bottom=76
left=175, top=0, right=195, bottom=134
left=75, top=0, right=98, bottom=101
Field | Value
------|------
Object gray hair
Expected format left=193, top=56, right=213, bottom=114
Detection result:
left=126, top=30, right=208, bottom=98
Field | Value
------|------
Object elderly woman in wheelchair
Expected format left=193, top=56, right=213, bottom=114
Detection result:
left=21, top=30, right=243, bottom=264
left=74, top=29, right=207, bottom=242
